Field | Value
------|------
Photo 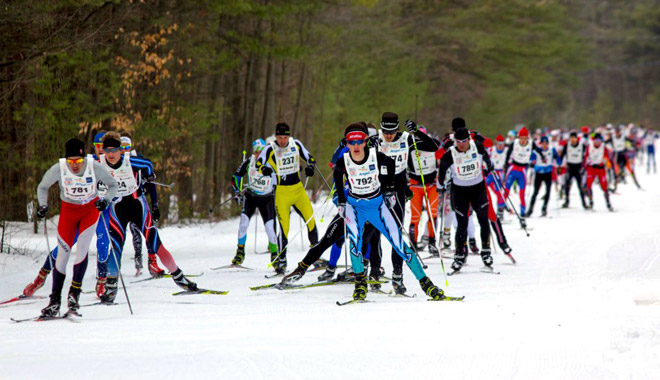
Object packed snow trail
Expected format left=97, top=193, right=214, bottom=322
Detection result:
left=1, top=171, right=659, bottom=379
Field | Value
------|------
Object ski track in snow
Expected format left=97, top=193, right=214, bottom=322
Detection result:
left=1, top=170, right=660, bottom=379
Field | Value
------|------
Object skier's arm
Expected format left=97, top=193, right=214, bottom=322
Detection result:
left=333, top=159, right=347, bottom=204
left=93, top=161, right=119, bottom=201
left=477, top=143, right=493, bottom=172
left=504, top=143, right=514, bottom=167
left=437, top=152, right=455, bottom=185
left=232, top=159, right=250, bottom=191
left=37, top=163, right=61, bottom=207
left=409, top=130, right=439, bottom=152
left=295, top=139, right=315, bottom=165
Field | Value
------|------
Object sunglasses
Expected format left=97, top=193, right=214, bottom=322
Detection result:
left=103, top=147, right=121, bottom=153
left=121, top=145, right=132, bottom=151
left=382, top=130, right=397, bottom=135
left=94, top=143, right=103, bottom=147
left=456, top=138, right=470, bottom=143
left=66, top=158, right=84, bottom=164
left=347, top=139, right=365, bottom=146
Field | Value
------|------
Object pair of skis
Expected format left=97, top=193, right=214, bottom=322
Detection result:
left=336, top=295, right=465, bottom=306
left=11, top=309, right=82, bottom=323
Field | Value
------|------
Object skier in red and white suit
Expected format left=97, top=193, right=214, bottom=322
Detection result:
left=584, top=133, right=613, bottom=211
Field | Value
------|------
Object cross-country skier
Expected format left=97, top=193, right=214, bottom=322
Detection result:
left=36, top=138, right=119, bottom=317
left=558, top=131, right=588, bottom=209
left=584, top=133, right=614, bottom=211
left=437, top=128, right=495, bottom=274
left=334, top=123, right=444, bottom=300
left=527, top=136, right=559, bottom=217
left=377, top=113, right=438, bottom=294
left=257, top=123, right=319, bottom=274
left=99, top=132, right=198, bottom=302
left=503, top=127, right=543, bottom=228
left=230, top=138, right=278, bottom=265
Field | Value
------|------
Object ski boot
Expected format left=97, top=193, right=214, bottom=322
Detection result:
left=481, top=248, right=494, bottom=268
left=428, top=237, right=440, bottom=257
left=607, top=202, right=614, bottom=212
left=451, top=246, right=468, bottom=274
left=336, top=267, right=355, bottom=282
left=148, top=254, right=165, bottom=276
left=23, top=268, right=48, bottom=297
left=369, top=271, right=381, bottom=291
left=282, top=262, right=309, bottom=284
left=40, top=293, right=61, bottom=318
left=562, top=200, right=569, bottom=208
left=134, top=252, right=143, bottom=274
left=274, top=256, right=287, bottom=275
left=317, top=266, right=336, bottom=282
left=95, top=277, right=107, bottom=299
left=172, top=269, right=198, bottom=291
left=541, top=207, right=547, bottom=217
left=232, top=245, right=246, bottom=265
left=418, top=235, right=430, bottom=251
left=312, top=258, right=330, bottom=270
left=392, top=273, right=407, bottom=295
left=100, top=277, right=118, bottom=303
left=419, top=276, right=444, bottom=300
left=519, top=217, right=527, bottom=230
left=468, top=238, right=479, bottom=254
left=353, top=273, right=367, bottom=300
left=67, top=286, right=81, bottom=314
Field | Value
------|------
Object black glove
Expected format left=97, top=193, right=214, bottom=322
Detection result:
left=151, top=204, right=160, bottom=221
left=384, top=192, right=397, bottom=209
left=405, top=187, right=413, bottom=201
left=146, top=174, right=156, bottom=183
left=260, top=166, right=273, bottom=176
left=340, top=138, right=347, bottom=147
left=36, top=205, right=48, bottom=218
left=95, top=198, right=109, bottom=212
left=405, top=119, right=418, bottom=133
left=367, top=135, right=380, bottom=149
left=305, top=165, right=315, bottom=177
left=233, top=192, right=245, bottom=206
left=485, top=161, right=494, bottom=174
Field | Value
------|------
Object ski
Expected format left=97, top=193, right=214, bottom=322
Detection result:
left=336, top=299, right=373, bottom=306
left=11, top=310, right=81, bottom=323
left=0, top=295, right=46, bottom=306
left=480, top=266, right=501, bottom=275
left=428, top=295, right=465, bottom=302
left=81, top=301, right=121, bottom=307
left=264, top=273, right=284, bottom=279
left=447, top=269, right=461, bottom=276
left=250, top=278, right=387, bottom=292
left=210, top=264, right=253, bottom=271
left=505, top=253, right=517, bottom=264
left=421, top=254, right=441, bottom=261
left=390, top=292, right=416, bottom=298
left=172, top=288, right=229, bottom=296
left=130, top=272, right=204, bottom=283
left=371, top=289, right=393, bottom=296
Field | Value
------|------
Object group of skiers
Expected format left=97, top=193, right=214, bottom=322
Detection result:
left=20, top=117, right=657, bottom=316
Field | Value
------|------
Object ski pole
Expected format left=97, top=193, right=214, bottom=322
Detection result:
left=100, top=211, right=134, bottom=315
left=315, top=165, right=334, bottom=192
left=268, top=196, right=329, bottom=268
left=209, top=187, right=248, bottom=214
left=494, top=171, right=530, bottom=237
left=410, top=129, right=447, bottom=284
left=253, top=208, right=259, bottom=254
left=151, top=181, right=175, bottom=188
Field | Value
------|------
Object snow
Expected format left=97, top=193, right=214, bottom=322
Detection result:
left=2, top=170, right=660, bottom=380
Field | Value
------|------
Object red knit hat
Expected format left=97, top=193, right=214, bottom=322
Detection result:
left=495, top=134, right=505, bottom=142
left=483, top=137, right=493, bottom=148
left=518, top=127, right=529, bottom=137
left=581, top=125, right=590, bottom=134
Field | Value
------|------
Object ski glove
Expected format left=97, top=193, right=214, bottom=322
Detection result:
left=151, top=204, right=160, bottom=221
left=384, top=192, right=397, bottom=209
left=146, top=174, right=156, bottom=183
left=405, top=119, right=418, bottom=133
left=233, top=192, right=245, bottom=206
left=337, top=203, right=346, bottom=218
left=305, top=165, right=315, bottom=177
left=367, top=135, right=380, bottom=149
left=36, top=205, right=48, bottom=219
left=260, top=166, right=274, bottom=176
left=95, top=198, right=109, bottom=212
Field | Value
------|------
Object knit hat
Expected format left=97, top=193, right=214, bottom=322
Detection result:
left=65, top=138, right=85, bottom=158
left=483, top=137, right=493, bottom=148
left=380, top=112, right=399, bottom=131
left=454, top=128, right=470, bottom=141
left=495, top=134, right=505, bottom=142
left=518, top=127, right=529, bottom=137
left=275, top=123, right=290, bottom=136
left=451, top=117, right=466, bottom=131
left=540, top=136, right=549, bottom=144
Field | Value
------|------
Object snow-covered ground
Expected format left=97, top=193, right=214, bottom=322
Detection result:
left=1, top=169, right=659, bottom=380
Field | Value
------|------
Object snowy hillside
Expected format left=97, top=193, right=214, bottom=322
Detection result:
left=1, top=171, right=659, bottom=380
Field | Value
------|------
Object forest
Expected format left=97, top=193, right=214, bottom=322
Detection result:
left=1, top=0, right=658, bottom=222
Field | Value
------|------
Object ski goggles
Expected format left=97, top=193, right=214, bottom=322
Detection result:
left=94, top=143, right=103, bottom=148
left=455, top=138, right=470, bottom=144
left=103, top=147, right=121, bottom=153
left=121, top=144, right=132, bottom=151
left=347, top=139, right=365, bottom=146
left=66, top=158, right=84, bottom=164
